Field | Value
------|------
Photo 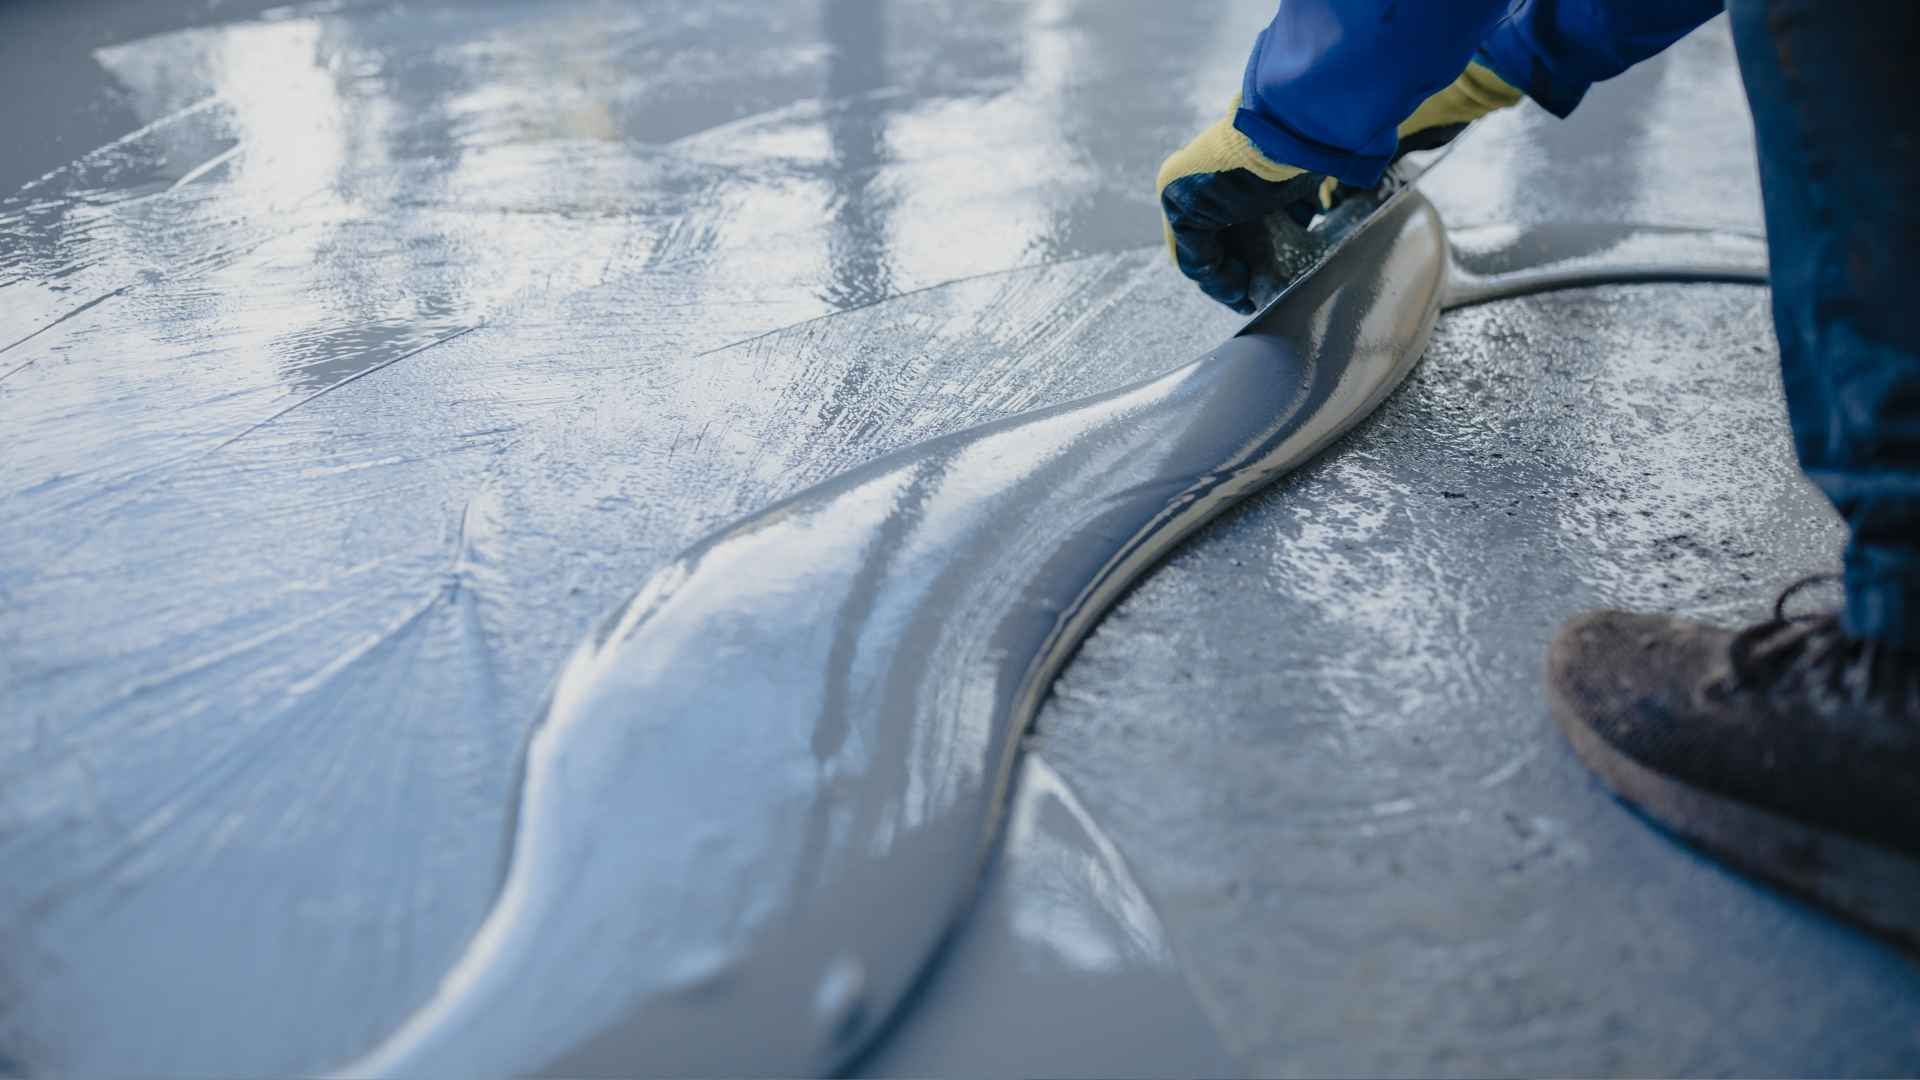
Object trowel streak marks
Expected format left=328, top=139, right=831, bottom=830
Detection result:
left=2, top=242, right=1199, bottom=1074
left=208, top=324, right=484, bottom=454
left=340, top=193, right=1446, bottom=1076
left=0, top=284, right=135, bottom=359
left=740, top=255, right=1170, bottom=457
left=14, top=93, right=225, bottom=196
left=0, top=96, right=263, bottom=348
left=166, top=144, right=244, bottom=192
left=2, top=0, right=1276, bottom=1072
left=3, top=570, right=511, bottom=1059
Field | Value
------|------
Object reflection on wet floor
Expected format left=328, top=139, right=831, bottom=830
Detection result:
left=0, top=1, right=1262, bottom=1071
left=3, top=0, right=1918, bottom=1075
left=337, top=189, right=1442, bottom=1078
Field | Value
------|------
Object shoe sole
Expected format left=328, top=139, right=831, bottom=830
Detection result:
left=1549, top=684, right=1920, bottom=952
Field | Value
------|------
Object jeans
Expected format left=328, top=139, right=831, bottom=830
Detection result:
left=1483, top=0, right=1920, bottom=646
left=1728, top=0, right=1920, bottom=647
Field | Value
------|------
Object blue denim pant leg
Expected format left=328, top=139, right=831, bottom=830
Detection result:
left=1728, top=0, right=1920, bottom=647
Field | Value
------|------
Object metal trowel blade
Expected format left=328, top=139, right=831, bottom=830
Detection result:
left=1243, top=140, right=1461, bottom=316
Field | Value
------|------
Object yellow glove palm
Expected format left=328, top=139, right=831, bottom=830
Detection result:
left=1154, top=95, right=1317, bottom=312
left=1155, top=95, right=1306, bottom=261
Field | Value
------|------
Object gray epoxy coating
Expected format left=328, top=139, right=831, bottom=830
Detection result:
left=343, top=185, right=1444, bottom=1076
left=1443, top=223, right=1768, bottom=309
left=852, top=752, right=1236, bottom=1079
left=3, top=1, right=1918, bottom=1075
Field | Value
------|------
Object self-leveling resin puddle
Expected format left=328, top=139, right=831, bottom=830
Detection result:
left=5, top=3, right=1916, bottom=1075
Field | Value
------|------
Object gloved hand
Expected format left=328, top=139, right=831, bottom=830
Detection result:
left=1392, top=59, right=1525, bottom=151
left=1158, top=61, right=1522, bottom=313
left=1154, top=96, right=1321, bottom=314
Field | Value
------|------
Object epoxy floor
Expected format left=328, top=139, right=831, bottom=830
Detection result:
left=1, top=0, right=1916, bottom=1075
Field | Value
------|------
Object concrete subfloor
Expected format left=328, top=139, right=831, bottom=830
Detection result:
left=2, top=0, right=1916, bottom=1075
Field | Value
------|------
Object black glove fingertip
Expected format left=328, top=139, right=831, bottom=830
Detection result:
left=1197, top=255, right=1253, bottom=314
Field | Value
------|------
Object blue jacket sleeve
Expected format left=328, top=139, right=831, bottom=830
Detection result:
left=1478, top=0, right=1723, bottom=118
left=1235, top=0, right=1510, bottom=188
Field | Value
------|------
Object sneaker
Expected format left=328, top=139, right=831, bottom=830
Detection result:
left=1546, top=577, right=1920, bottom=947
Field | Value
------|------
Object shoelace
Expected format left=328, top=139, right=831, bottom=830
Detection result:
left=1724, top=574, right=1917, bottom=707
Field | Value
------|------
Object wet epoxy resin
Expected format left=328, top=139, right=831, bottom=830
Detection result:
left=340, top=172, right=1784, bottom=1073
left=342, top=189, right=1448, bottom=1076
left=10, top=5, right=1915, bottom=1073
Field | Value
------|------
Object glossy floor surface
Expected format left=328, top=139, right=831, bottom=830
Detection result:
left=2, top=0, right=1917, bottom=1075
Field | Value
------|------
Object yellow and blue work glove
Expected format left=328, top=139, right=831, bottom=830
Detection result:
left=1157, top=62, right=1522, bottom=313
